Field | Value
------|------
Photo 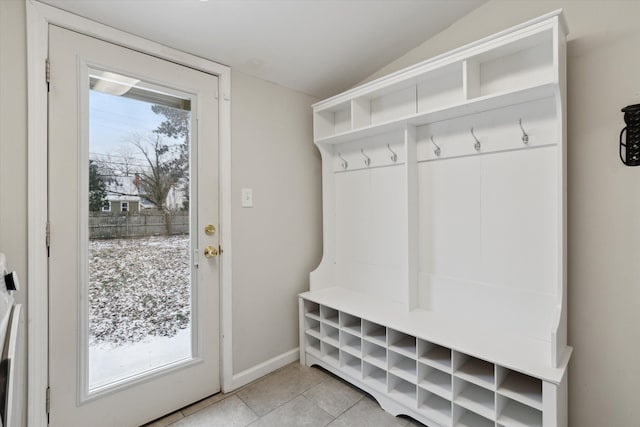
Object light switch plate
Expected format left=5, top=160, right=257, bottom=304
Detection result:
left=241, top=188, right=253, bottom=208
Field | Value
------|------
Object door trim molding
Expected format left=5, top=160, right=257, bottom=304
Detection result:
left=26, top=1, right=233, bottom=425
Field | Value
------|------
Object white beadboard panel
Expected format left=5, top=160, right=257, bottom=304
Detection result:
left=335, top=166, right=407, bottom=305
left=480, top=146, right=558, bottom=296
left=417, top=156, right=482, bottom=310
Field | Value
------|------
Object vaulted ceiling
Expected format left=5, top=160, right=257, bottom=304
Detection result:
left=40, top=0, right=486, bottom=99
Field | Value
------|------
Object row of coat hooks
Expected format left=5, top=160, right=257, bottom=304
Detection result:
left=337, top=118, right=530, bottom=169
left=338, top=144, right=398, bottom=170
left=430, top=118, right=529, bottom=157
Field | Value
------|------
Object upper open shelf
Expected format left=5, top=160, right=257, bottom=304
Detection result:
left=315, top=82, right=555, bottom=145
left=313, top=11, right=563, bottom=144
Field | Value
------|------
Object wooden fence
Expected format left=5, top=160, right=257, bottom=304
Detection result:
left=89, top=212, right=189, bottom=239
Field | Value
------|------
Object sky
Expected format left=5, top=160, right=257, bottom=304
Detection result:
left=89, top=90, right=184, bottom=172
left=90, top=90, right=160, bottom=154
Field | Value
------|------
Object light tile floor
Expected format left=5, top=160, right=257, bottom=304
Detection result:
left=143, top=362, right=426, bottom=427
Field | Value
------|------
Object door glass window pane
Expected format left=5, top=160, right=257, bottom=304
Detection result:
left=87, top=68, right=194, bottom=392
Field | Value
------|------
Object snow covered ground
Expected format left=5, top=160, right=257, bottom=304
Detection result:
left=88, top=235, right=191, bottom=388
left=89, top=328, right=191, bottom=389
left=89, top=235, right=190, bottom=345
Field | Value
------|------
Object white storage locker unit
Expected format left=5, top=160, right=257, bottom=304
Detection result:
left=299, top=10, right=572, bottom=427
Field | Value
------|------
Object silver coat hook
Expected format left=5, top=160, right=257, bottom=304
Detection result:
left=361, top=148, right=371, bottom=166
left=338, top=153, right=348, bottom=170
left=387, top=144, right=398, bottom=162
left=471, top=127, right=481, bottom=151
left=430, top=136, right=441, bottom=157
left=519, top=118, right=529, bottom=144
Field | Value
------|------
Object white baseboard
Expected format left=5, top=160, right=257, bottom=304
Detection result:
left=227, top=348, right=299, bottom=392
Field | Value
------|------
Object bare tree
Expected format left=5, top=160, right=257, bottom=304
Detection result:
left=115, top=145, right=138, bottom=177
left=91, top=145, right=141, bottom=178
left=91, top=153, right=117, bottom=178
left=152, top=104, right=190, bottom=210
left=129, top=132, right=184, bottom=212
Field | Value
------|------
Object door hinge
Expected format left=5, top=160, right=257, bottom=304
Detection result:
left=45, top=58, right=51, bottom=91
left=46, top=221, right=50, bottom=257
left=46, top=386, right=50, bottom=416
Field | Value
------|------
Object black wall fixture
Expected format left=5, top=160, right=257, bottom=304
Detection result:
left=620, top=104, right=640, bottom=166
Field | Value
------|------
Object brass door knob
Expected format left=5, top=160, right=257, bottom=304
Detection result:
left=204, top=245, right=218, bottom=258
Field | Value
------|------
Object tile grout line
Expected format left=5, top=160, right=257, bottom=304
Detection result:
left=300, top=393, right=337, bottom=421
left=236, top=366, right=329, bottom=420
left=157, top=364, right=374, bottom=427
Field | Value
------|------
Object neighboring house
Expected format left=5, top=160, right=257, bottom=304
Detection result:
left=166, top=185, right=187, bottom=211
left=102, top=175, right=141, bottom=213
left=102, top=174, right=186, bottom=213
left=138, top=188, right=187, bottom=212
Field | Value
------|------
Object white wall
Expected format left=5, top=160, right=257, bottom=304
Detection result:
left=0, top=0, right=28, bottom=309
left=230, top=71, right=321, bottom=374
left=363, top=1, right=640, bottom=426
left=0, top=2, right=29, bottom=424
left=0, top=0, right=321, bottom=408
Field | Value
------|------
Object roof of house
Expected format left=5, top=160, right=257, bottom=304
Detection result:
left=103, top=175, right=141, bottom=203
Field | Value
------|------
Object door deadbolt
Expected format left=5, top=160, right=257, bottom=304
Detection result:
left=204, top=224, right=216, bottom=235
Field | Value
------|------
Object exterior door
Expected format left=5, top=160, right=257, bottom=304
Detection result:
left=48, top=25, right=220, bottom=426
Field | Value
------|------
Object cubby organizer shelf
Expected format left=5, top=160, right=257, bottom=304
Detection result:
left=300, top=295, right=563, bottom=427
left=301, top=10, right=571, bottom=427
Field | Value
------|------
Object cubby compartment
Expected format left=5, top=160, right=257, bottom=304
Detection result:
left=341, top=350, right=362, bottom=379
left=497, top=395, right=542, bottom=427
left=362, top=340, right=387, bottom=370
left=314, top=102, right=352, bottom=139
left=418, top=340, right=452, bottom=373
left=388, top=329, right=417, bottom=358
left=418, top=362, right=452, bottom=400
left=418, top=388, right=452, bottom=426
left=465, top=28, right=554, bottom=100
left=362, top=319, right=386, bottom=347
left=340, top=312, right=361, bottom=336
left=353, top=83, right=416, bottom=128
left=340, top=329, right=362, bottom=357
left=388, top=373, right=417, bottom=408
left=388, top=349, right=417, bottom=384
left=321, top=322, right=340, bottom=348
left=454, top=405, right=495, bottom=427
left=304, top=300, right=320, bottom=319
left=497, top=367, right=543, bottom=410
left=363, top=361, right=387, bottom=392
left=454, top=352, right=495, bottom=390
left=320, top=305, right=339, bottom=327
left=305, top=334, right=321, bottom=358
left=304, top=314, right=321, bottom=340
left=454, top=378, right=496, bottom=420
left=417, top=62, right=464, bottom=113
left=322, top=341, right=340, bottom=367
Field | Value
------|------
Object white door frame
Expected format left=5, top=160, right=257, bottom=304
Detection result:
left=26, top=1, right=234, bottom=425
